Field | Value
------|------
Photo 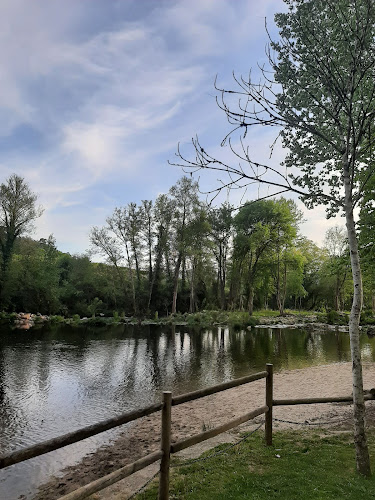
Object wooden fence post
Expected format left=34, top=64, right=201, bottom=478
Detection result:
left=265, top=363, right=273, bottom=446
left=159, top=391, right=172, bottom=500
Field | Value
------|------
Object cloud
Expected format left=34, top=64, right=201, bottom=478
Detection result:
left=0, top=0, right=299, bottom=254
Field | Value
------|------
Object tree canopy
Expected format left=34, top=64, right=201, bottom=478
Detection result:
left=173, top=0, right=375, bottom=476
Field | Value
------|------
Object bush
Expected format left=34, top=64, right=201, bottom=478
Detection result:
left=326, top=310, right=340, bottom=324
left=50, top=315, right=65, bottom=324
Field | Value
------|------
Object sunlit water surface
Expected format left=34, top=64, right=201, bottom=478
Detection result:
left=1, top=323, right=375, bottom=499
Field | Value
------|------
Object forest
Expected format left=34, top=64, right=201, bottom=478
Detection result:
left=0, top=174, right=374, bottom=320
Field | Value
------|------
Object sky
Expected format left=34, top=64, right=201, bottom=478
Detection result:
left=0, top=0, right=343, bottom=255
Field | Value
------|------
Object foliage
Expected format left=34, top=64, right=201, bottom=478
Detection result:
left=2, top=175, right=375, bottom=327
left=0, top=175, right=43, bottom=308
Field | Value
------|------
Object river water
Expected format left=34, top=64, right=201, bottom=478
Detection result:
left=1, top=323, right=375, bottom=499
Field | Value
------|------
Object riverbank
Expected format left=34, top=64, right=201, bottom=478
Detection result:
left=4, top=309, right=375, bottom=332
left=35, top=362, right=375, bottom=500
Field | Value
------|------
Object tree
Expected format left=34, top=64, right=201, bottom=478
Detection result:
left=89, top=226, right=132, bottom=312
left=169, top=177, right=200, bottom=313
left=324, top=226, right=350, bottom=311
left=0, top=174, right=43, bottom=307
left=209, top=203, right=233, bottom=310
left=148, top=194, right=174, bottom=313
left=141, top=199, right=154, bottom=304
left=174, top=0, right=375, bottom=474
left=105, top=209, right=138, bottom=315
left=232, top=198, right=298, bottom=315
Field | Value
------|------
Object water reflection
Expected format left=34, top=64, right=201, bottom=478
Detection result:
left=0, top=324, right=374, bottom=499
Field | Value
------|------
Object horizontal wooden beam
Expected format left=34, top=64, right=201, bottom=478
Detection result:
left=58, top=450, right=163, bottom=500
left=171, top=405, right=268, bottom=454
left=273, top=394, right=375, bottom=406
left=0, top=402, right=163, bottom=469
left=172, top=371, right=267, bottom=406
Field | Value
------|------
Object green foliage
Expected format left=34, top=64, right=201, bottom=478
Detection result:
left=3, top=173, right=375, bottom=321
left=324, top=310, right=349, bottom=326
left=49, top=315, right=64, bottom=324
left=227, top=311, right=258, bottom=329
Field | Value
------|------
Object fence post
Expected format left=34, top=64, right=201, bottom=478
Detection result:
left=159, top=391, right=172, bottom=500
left=265, top=363, right=273, bottom=446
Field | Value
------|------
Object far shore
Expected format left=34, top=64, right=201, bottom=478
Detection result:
left=36, top=362, right=375, bottom=500
left=3, top=309, right=372, bottom=332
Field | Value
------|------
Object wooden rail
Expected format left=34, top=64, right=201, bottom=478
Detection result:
left=0, top=401, right=163, bottom=469
left=58, top=450, right=163, bottom=500
left=1, top=368, right=268, bottom=500
left=171, top=406, right=268, bottom=454
left=171, top=371, right=267, bottom=406
left=3, top=364, right=374, bottom=500
left=273, top=394, right=375, bottom=406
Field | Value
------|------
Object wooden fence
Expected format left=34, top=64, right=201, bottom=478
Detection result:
left=1, top=364, right=374, bottom=500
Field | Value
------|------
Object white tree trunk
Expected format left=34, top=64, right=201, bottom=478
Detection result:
left=344, top=158, right=371, bottom=476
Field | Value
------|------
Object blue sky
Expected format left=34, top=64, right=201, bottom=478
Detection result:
left=1, top=0, right=340, bottom=254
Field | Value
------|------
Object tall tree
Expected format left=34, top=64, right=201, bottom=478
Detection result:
left=89, top=226, right=133, bottom=312
left=233, top=199, right=298, bottom=315
left=169, top=177, right=200, bottom=313
left=141, top=199, right=154, bottom=302
left=209, top=203, right=233, bottom=310
left=149, top=194, right=174, bottom=312
left=106, top=208, right=138, bottom=315
left=174, top=0, right=375, bottom=474
left=0, top=174, right=42, bottom=307
left=324, top=226, right=350, bottom=311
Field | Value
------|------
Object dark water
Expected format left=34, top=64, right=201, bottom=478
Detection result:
left=1, top=323, right=375, bottom=499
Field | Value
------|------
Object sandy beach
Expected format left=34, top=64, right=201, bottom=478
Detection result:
left=36, top=362, right=375, bottom=499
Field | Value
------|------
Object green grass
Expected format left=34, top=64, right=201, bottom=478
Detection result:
left=135, top=430, right=375, bottom=499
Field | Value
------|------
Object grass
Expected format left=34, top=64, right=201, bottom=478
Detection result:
left=135, top=429, right=375, bottom=499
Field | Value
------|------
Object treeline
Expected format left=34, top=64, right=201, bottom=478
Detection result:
left=1, top=175, right=374, bottom=318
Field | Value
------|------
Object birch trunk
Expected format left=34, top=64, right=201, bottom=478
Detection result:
left=124, top=241, right=137, bottom=315
left=343, top=157, right=371, bottom=476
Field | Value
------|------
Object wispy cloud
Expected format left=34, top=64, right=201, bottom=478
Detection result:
left=0, top=0, right=312, bottom=253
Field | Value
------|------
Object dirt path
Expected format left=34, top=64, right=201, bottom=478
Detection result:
left=35, top=362, right=375, bottom=499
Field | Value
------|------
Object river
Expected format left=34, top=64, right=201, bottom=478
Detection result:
left=1, top=323, right=374, bottom=499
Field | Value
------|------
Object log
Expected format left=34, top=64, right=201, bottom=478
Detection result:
left=57, top=450, right=163, bottom=500
left=0, top=402, right=163, bottom=469
left=159, top=392, right=172, bottom=500
left=273, top=394, right=375, bottom=406
left=172, top=371, right=267, bottom=406
left=265, top=364, right=273, bottom=446
left=171, top=405, right=268, bottom=454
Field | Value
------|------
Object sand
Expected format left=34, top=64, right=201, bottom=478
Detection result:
left=35, top=362, right=375, bottom=500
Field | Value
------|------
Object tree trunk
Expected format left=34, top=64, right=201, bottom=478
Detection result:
left=189, top=258, right=195, bottom=313
left=172, top=253, right=182, bottom=314
left=344, top=157, right=371, bottom=476
left=124, top=242, right=137, bottom=315
left=280, top=258, right=287, bottom=315
left=335, top=276, right=340, bottom=311
left=248, top=287, right=254, bottom=316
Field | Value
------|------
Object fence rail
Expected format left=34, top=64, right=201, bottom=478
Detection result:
left=0, top=401, right=163, bottom=469
left=273, top=394, right=375, bottom=406
left=2, top=364, right=374, bottom=500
